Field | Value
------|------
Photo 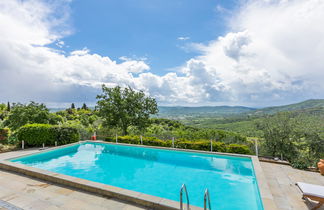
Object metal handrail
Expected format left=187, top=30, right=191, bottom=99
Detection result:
left=180, top=184, right=190, bottom=210
left=204, top=189, right=211, bottom=210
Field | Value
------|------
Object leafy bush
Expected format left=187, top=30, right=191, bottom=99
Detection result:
left=290, top=157, right=311, bottom=170
left=227, top=144, right=251, bottom=154
left=17, top=124, right=80, bottom=147
left=17, top=124, right=55, bottom=146
left=105, top=135, right=250, bottom=154
left=213, top=142, right=227, bottom=152
left=53, top=126, right=80, bottom=145
left=7, top=134, right=19, bottom=145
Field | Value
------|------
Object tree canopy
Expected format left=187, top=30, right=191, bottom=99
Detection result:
left=96, top=85, right=158, bottom=134
left=256, top=112, right=297, bottom=159
left=256, top=111, right=324, bottom=168
left=3, top=102, right=61, bottom=130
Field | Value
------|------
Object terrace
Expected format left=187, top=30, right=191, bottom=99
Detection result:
left=0, top=144, right=323, bottom=210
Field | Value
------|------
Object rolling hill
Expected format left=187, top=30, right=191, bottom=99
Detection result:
left=157, top=99, right=324, bottom=137
left=155, top=99, right=324, bottom=119
left=156, top=106, right=256, bottom=119
left=250, top=99, right=324, bottom=115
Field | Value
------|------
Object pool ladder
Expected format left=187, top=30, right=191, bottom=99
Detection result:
left=204, top=189, right=211, bottom=210
left=179, top=184, right=212, bottom=210
left=180, top=184, right=190, bottom=210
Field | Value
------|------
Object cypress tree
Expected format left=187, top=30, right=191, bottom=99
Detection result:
left=6, top=102, right=10, bottom=112
left=82, top=103, right=88, bottom=110
left=71, top=103, right=75, bottom=109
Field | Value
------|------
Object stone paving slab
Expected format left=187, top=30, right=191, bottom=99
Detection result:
left=260, top=162, right=324, bottom=210
left=0, top=170, right=148, bottom=210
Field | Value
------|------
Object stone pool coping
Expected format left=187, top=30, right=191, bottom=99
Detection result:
left=0, top=140, right=277, bottom=210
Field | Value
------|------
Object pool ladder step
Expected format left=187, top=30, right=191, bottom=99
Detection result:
left=179, top=184, right=211, bottom=210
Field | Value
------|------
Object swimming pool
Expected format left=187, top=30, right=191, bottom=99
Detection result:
left=11, top=142, right=263, bottom=209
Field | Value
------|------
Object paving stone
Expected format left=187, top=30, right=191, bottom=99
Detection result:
left=0, top=170, right=149, bottom=209
left=260, top=162, right=324, bottom=210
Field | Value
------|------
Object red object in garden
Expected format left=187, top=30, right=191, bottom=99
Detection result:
left=91, top=135, right=96, bottom=141
left=318, top=159, right=324, bottom=175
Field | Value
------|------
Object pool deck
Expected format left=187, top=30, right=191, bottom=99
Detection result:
left=0, top=147, right=323, bottom=210
left=260, top=162, right=324, bottom=210
left=0, top=169, right=147, bottom=210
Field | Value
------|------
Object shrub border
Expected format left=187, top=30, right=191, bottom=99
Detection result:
left=104, top=135, right=251, bottom=155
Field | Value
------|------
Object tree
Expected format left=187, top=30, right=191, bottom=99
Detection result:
left=7, top=102, right=10, bottom=112
left=293, top=114, right=324, bottom=167
left=0, top=103, right=7, bottom=121
left=71, top=103, right=75, bottom=109
left=255, top=112, right=298, bottom=160
left=96, top=85, right=158, bottom=135
left=3, top=102, right=60, bottom=130
left=82, top=103, right=88, bottom=110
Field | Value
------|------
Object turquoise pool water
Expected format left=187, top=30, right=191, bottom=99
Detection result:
left=11, top=142, right=263, bottom=209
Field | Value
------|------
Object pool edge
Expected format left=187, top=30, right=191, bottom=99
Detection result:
left=1, top=140, right=276, bottom=210
left=251, top=156, right=278, bottom=210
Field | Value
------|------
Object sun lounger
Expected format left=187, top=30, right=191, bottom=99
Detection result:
left=296, top=182, right=324, bottom=210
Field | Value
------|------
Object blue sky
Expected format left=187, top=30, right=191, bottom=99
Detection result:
left=0, top=0, right=324, bottom=107
left=60, top=0, right=237, bottom=75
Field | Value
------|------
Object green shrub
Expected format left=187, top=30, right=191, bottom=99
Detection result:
left=290, top=158, right=310, bottom=170
left=17, top=124, right=80, bottom=147
left=175, top=140, right=195, bottom=150
left=227, top=144, right=251, bottom=154
left=190, top=141, right=211, bottom=151
left=17, top=124, right=55, bottom=146
left=53, top=126, right=80, bottom=145
left=105, top=135, right=250, bottom=154
left=7, top=133, right=19, bottom=145
left=142, top=137, right=167, bottom=147
left=213, top=142, right=227, bottom=152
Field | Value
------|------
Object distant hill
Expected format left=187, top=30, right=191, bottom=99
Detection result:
left=156, top=99, right=324, bottom=119
left=177, top=99, right=324, bottom=137
left=156, top=106, right=256, bottom=119
left=250, top=99, right=324, bottom=115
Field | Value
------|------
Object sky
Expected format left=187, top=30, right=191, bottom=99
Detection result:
left=0, top=0, right=324, bottom=108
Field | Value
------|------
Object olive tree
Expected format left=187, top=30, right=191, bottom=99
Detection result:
left=96, top=85, right=158, bottom=135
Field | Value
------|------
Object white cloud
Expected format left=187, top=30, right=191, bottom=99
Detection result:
left=55, top=40, right=65, bottom=48
left=177, top=36, right=190, bottom=41
left=173, top=0, right=324, bottom=105
left=0, top=0, right=324, bottom=106
left=0, top=0, right=149, bottom=103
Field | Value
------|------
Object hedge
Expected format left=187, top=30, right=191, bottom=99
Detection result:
left=227, top=144, right=251, bottom=154
left=17, top=124, right=80, bottom=147
left=105, top=135, right=251, bottom=155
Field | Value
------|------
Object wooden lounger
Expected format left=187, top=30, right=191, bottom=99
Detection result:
left=296, top=182, right=324, bottom=210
